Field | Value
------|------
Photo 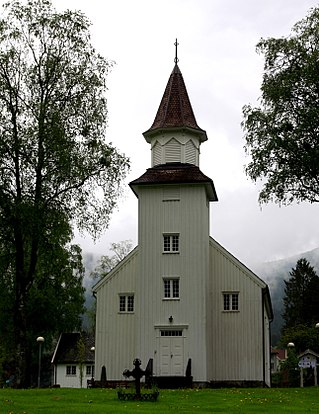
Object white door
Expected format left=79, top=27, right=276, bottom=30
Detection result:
left=159, top=330, right=184, bottom=376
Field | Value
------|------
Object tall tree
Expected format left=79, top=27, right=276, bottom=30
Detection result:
left=87, top=240, right=133, bottom=331
left=0, top=0, right=129, bottom=386
left=282, top=258, right=319, bottom=329
left=242, top=7, right=319, bottom=204
left=91, top=240, right=134, bottom=281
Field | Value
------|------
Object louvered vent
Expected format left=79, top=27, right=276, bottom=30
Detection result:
left=185, top=140, right=197, bottom=165
left=163, top=186, right=180, bottom=201
left=152, top=141, right=162, bottom=166
left=165, top=138, right=181, bottom=163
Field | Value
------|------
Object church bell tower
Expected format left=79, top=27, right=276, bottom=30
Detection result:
left=129, top=43, right=217, bottom=381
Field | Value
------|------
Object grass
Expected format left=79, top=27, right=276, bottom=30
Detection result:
left=1, top=387, right=319, bottom=413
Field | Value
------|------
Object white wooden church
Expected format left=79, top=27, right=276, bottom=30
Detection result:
left=93, top=60, right=273, bottom=387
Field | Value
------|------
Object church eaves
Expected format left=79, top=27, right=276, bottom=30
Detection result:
left=130, top=163, right=218, bottom=202
left=143, top=64, right=207, bottom=141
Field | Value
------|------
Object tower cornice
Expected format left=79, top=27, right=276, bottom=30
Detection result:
left=129, top=163, right=218, bottom=202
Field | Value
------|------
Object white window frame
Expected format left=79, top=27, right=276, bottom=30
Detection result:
left=163, top=278, right=180, bottom=300
left=223, top=292, right=239, bottom=311
left=163, top=234, right=180, bottom=253
left=86, top=365, right=95, bottom=377
left=119, top=294, right=134, bottom=313
left=66, top=365, right=76, bottom=376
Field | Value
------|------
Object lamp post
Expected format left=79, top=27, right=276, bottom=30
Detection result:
left=36, top=336, right=44, bottom=388
left=89, top=346, right=95, bottom=387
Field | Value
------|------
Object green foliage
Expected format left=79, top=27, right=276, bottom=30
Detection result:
left=76, top=337, right=86, bottom=388
left=91, top=240, right=133, bottom=281
left=0, top=0, right=129, bottom=386
left=282, top=258, right=319, bottom=330
left=278, top=348, right=300, bottom=387
left=280, top=324, right=319, bottom=354
left=87, top=240, right=133, bottom=332
left=242, top=7, right=319, bottom=204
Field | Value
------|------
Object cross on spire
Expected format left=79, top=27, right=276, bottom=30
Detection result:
left=174, top=39, right=179, bottom=64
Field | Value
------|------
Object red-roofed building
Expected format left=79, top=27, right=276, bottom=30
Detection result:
left=271, top=348, right=288, bottom=373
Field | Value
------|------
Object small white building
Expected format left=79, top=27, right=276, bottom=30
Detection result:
left=51, top=332, right=95, bottom=388
left=93, top=62, right=273, bottom=387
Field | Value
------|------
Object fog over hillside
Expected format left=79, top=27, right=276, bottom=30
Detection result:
left=252, top=247, right=319, bottom=345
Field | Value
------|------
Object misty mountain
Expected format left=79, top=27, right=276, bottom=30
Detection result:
left=253, top=247, right=319, bottom=345
left=82, top=252, right=101, bottom=330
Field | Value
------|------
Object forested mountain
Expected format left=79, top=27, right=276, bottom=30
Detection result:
left=253, top=247, right=319, bottom=345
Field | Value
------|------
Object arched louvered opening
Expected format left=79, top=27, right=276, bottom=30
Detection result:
left=152, top=141, right=162, bottom=166
left=165, top=138, right=181, bottom=163
left=185, top=140, right=197, bottom=165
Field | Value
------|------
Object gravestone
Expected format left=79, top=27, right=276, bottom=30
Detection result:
left=123, top=358, right=145, bottom=397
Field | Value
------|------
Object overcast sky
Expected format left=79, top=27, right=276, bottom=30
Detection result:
left=48, top=1, right=319, bottom=268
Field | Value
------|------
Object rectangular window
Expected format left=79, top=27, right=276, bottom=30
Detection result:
left=119, top=294, right=134, bottom=312
left=163, top=234, right=179, bottom=253
left=86, top=365, right=95, bottom=377
left=163, top=278, right=179, bottom=299
left=160, top=330, right=183, bottom=336
left=66, top=365, right=76, bottom=376
left=223, top=293, right=239, bottom=311
left=127, top=295, right=134, bottom=312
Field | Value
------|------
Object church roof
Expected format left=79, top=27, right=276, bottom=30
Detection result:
left=130, top=163, right=218, bottom=201
left=143, top=64, right=207, bottom=141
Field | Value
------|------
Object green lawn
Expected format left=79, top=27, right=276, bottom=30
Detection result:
left=1, top=387, right=319, bottom=413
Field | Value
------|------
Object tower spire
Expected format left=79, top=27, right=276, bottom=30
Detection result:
left=174, top=38, right=179, bottom=64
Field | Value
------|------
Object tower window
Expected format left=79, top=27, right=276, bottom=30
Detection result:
left=163, top=278, right=180, bottom=299
left=163, top=234, right=179, bottom=253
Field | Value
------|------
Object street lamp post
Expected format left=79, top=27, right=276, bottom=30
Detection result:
left=36, top=336, right=44, bottom=388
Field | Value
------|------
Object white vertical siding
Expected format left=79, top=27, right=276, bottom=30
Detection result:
left=207, top=239, right=267, bottom=383
left=94, top=250, right=138, bottom=380
left=136, top=184, right=210, bottom=382
left=263, top=306, right=271, bottom=386
left=94, top=171, right=271, bottom=384
left=55, top=364, right=94, bottom=388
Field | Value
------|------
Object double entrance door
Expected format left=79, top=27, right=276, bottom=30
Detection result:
left=159, top=330, right=184, bottom=376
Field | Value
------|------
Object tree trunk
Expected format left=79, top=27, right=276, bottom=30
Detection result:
left=14, top=293, right=29, bottom=387
left=13, top=221, right=34, bottom=388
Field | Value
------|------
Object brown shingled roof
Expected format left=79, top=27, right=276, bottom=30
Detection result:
left=130, top=163, right=218, bottom=201
left=144, top=64, right=206, bottom=137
